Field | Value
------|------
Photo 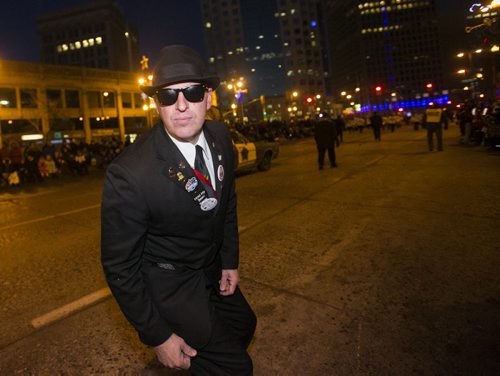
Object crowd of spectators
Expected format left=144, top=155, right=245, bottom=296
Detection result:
left=0, top=137, right=127, bottom=190
left=2, top=103, right=498, bottom=190
left=456, top=99, right=500, bottom=147
left=233, top=119, right=316, bottom=141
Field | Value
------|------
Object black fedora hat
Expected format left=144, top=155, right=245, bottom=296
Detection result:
left=140, top=45, right=220, bottom=97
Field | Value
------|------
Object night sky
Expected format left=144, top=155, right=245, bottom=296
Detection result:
left=0, top=0, right=204, bottom=63
left=0, top=0, right=478, bottom=65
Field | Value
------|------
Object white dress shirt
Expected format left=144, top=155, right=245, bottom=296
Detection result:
left=166, top=130, right=216, bottom=185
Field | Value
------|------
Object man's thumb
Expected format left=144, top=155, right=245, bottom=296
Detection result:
left=182, top=343, right=197, bottom=357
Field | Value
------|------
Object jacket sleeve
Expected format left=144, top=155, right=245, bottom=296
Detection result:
left=101, top=162, right=172, bottom=347
left=219, top=129, right=240, bottom=270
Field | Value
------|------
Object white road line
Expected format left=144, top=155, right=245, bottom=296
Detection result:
left=0, top=204, right=101, bottom=231
left=31, top=287, right=111, bottom=329
left=364, top=156, right=385, bottom=166
left=0, top=189, right=60, bottom=200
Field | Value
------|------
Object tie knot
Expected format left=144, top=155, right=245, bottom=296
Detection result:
left=196, top=145, right=204, bottom=158
left=194, top=144, right=211, bottom=183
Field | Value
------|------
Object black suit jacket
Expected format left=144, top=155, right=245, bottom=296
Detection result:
left=314, top=119, right=337, bottom=147
left=101, top=121, right=239, bottom=348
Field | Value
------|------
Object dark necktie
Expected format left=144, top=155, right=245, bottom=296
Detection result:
left=195, top=145, right=211, bottom=183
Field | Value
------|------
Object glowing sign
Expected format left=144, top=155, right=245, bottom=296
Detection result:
left=469, top=3, right=483, bottom=12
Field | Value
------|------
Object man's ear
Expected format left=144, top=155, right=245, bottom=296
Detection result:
left=153, top=98, right=161, bottom=115
left=206, top=89, right=213, bottom=111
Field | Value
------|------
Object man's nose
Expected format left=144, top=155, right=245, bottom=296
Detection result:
left=175, top=92, right=189, bottom=111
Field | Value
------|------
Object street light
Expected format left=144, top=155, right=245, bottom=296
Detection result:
left=226, top=78, right=247, bottom=123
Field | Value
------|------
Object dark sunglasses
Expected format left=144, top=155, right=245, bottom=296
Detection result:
left=155, top=84, right=207, bottom=106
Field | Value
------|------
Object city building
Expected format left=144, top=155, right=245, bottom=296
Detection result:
left=0, top=59, right=152, bottom=148
left=37, top=0, right=139, bottom=72
left=461, top=1, right=500, bottom=100
left=201, top=0, right=330, bottom=121
left=277, top=0, right=330, bottom=118
left=325, top=0, right=447, bottom=112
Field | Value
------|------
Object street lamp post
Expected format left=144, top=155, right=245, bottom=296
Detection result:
left=227, top=78, right=247, bottom=123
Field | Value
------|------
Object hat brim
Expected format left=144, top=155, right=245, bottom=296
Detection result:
left=140, top=76, right=220, bottom=97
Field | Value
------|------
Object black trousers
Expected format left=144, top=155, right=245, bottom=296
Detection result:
left=427, top=123, right=443, bottom=151
left=190, top=286, right=256, bottom=376
left=317, top=145, right=336, bottom=168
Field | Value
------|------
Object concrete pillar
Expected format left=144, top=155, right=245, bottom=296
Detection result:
left=116, top=90, right=125, bottom=144
left=82, top=90, right=91, bottom=144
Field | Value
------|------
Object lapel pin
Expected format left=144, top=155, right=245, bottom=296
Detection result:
left=217, top=165, right=224, bottom=181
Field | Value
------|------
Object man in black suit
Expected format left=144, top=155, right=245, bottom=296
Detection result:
left=101, top=45, right=256, bottom=375
left=314, top=112, right=338, bottom=169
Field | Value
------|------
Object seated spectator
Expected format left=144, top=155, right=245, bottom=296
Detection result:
left=45, top=155, right=59, bottom=177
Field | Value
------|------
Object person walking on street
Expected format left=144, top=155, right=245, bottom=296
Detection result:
left=334, top=115, right=345, bottom=146
left=370, top=111, right=383, bottom=141
left=423, top=104, right=444, bottom=151
left=314, top=112, right=338, bottom=169
left=101, top=44, right=256, bottom=375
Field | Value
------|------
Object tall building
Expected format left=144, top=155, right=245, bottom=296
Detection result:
left=277, top=0, right=329, bottom=100
left=37, top=0, right=139, bottom=72
left=240, top=0, right=285, bottom=97
left=201, top=0, right=330, bottom=120
left=325, top=0, right=446, bottom=111
left=201, top=0, right=248, bottom=84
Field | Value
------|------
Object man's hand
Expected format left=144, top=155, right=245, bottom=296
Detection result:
left=154, top=333, right=197, bottom=370
left=220, top=269, right=239, bottom=296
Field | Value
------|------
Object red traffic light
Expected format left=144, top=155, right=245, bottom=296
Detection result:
left=306, top=96, right=314, bottom=103
left=375, top=86, right=382, bottom=92
left=426, top=83, right=433, bottom=89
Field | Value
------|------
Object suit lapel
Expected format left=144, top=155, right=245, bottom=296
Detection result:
left=204, top=125, right=225, bottom=214
left=154, top=123, right=221, bottom=214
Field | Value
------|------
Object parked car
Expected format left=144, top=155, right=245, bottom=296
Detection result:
left=229, top=129, right=280, bottom=172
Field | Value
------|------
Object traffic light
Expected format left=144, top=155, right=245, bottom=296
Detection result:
left=305, top=96, right=314, bottom=104
left=426, top=83, right=433, bottom=89
left=375, top=85, right=382, bottom=93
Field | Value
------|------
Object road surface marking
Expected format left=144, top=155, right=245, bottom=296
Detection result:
left=364, top=156, right=385, bottom=166
left=31, top=287, right=111, bottom=329
left=0, top=204, right=100, bottom=231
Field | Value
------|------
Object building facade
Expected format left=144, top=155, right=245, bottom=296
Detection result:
left=326, top=0, right=446, bottom=111
left=201, top=0, right=330, bottom=121
left=37, top=0, right=139, bottom=72
left=0, top=59, right=152, bottom=148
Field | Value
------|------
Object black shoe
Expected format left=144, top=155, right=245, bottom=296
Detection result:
left=331, top=163, right=337, bottom=168
left=319, top=165, right=324, bottom=170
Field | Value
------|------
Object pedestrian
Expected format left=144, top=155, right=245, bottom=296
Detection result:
left=370, top=111, right=383, bottom=141
left=334, top=114, right=345, bottom=146
left=423, top=104, right=444, bottom=151
left=101, top=44, right=256, bottom=375
left=314, top=112, right=338, bottom=169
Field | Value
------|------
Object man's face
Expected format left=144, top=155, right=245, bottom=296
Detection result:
left=155, top=82, right=212, bottom=144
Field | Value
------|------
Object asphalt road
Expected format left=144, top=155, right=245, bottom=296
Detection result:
left=1, top=124, right=499, bottom=375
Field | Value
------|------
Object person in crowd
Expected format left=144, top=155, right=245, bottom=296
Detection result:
left=100, top=44, right=256, bottom=375
left=314, top=112, right=338, bottom=169
left=423, top=103, right=444, bottom=151
left=9, top=142, right=24, bottom=171
left=370, top=111, right=383, bottom=141
left=74, top=149, right=88, bottom=175
left=334, top=115, right=345, bottom=146
left=24, top=154, right=43, bottom=183
left=38, top=155, right=49, bottom=178
left=45, top=154, right=59, bottom=177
